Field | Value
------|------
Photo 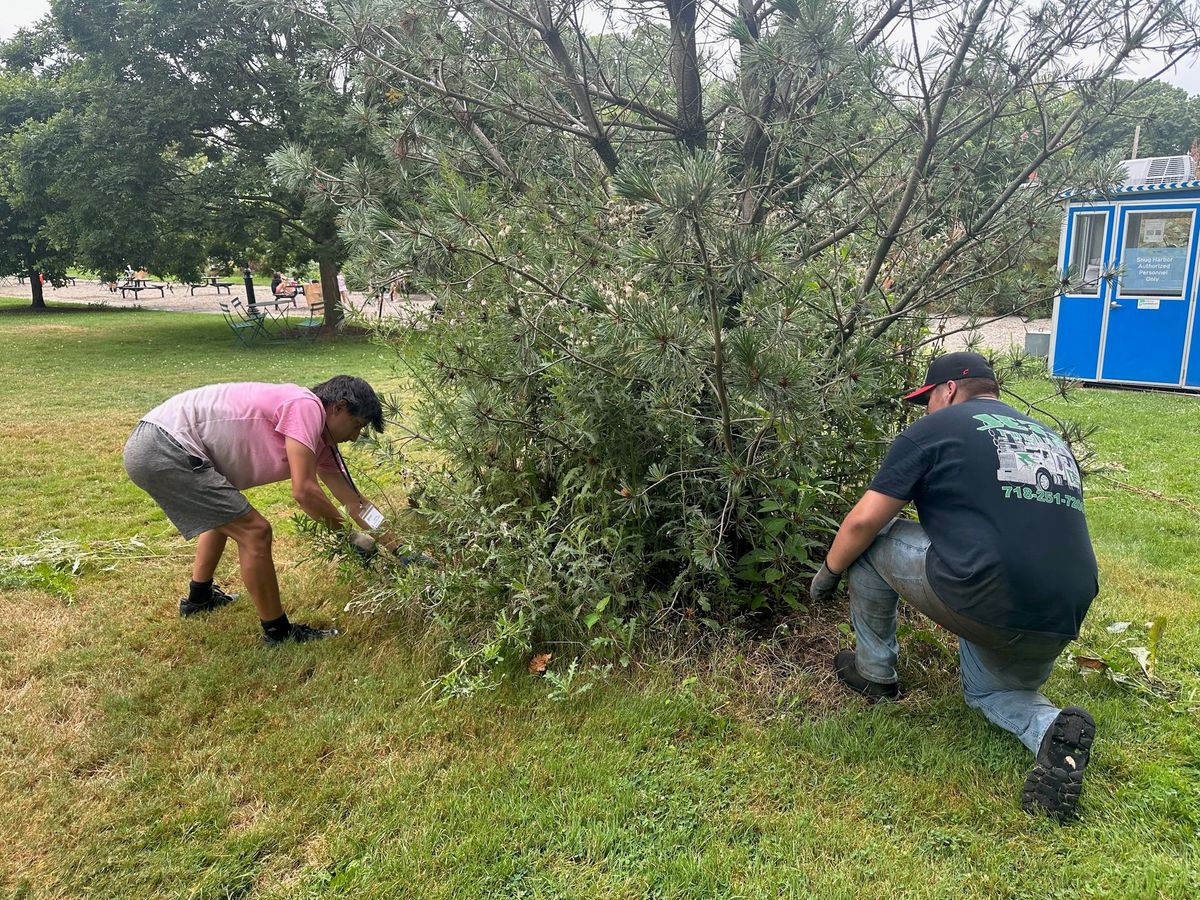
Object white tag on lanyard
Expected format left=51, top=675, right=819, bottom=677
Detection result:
left=360, top=503, right=385, bottom=530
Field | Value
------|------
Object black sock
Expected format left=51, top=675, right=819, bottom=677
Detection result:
left=261, top=613, right=291, bottom=640
left=188, top=579, right=214, bottom=604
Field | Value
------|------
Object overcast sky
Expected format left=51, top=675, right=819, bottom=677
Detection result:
left=3, top=0, right=1199, bottom=95
left=1, top=0, right=50, bottom=43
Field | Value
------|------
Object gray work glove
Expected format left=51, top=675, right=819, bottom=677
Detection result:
left=810, top=561, right=843, bottom=603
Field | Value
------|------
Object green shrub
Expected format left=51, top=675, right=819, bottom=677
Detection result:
left=342, top=161, right=932, bottom=693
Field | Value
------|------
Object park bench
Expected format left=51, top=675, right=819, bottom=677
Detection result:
left=189, top=278, right=235, bottom=295
left=271, top=283, right=305, bottom=302
left=14, top=274, right=76, bottom=286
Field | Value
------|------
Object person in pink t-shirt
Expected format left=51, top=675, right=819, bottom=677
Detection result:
left=124, top=375, right=398, bottom=645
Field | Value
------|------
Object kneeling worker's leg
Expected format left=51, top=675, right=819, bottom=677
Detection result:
left=959, top=640, right=1062, bottom=752
left=960, top=638, right=1095, bottom=821
left=846, top=519, right=932, bottom=685
left=846, top=555, right=901, bottom=684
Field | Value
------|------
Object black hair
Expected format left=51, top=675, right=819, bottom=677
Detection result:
left=311, top=375, right=385, bottom=432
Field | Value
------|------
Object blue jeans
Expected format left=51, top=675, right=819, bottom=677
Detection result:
left=847, top=519, right=1071, bottom=754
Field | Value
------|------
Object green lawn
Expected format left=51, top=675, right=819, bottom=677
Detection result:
left=1, top=300, right=1197, bottom=899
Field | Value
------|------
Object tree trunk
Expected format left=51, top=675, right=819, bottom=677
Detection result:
left=665, top=0, right=706, bottom=150
left=29, top=267, right=45, bottom=309
left=317, top=254, right=342, bottom=328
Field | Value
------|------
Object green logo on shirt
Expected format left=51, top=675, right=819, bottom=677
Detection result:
left=973, top=413, right=1082, bottom=499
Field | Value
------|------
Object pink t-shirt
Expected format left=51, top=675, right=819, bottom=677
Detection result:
left=143, top=382, right=338, bottom=489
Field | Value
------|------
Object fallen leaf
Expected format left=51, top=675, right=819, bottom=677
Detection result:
left=1128, top=646, right=1150, bottom=678
left=1106, top=621, right=1131, bottom=633
left=528, top=652, right=552, bottom=676
left=1073, top=655, right=1108, bottom=670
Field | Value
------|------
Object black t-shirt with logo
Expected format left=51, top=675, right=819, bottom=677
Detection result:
left=869, top=398, right=1098, bottom=638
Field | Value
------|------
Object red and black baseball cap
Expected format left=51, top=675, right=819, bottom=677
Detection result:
left=902, top=351, right=996, bottom=405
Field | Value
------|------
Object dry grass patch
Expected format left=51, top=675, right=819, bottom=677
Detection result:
left=1096, top=552, right=1200, bottom=618
left=0, top=590, right=110, bottom=892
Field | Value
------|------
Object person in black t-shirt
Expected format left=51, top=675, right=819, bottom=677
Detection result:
left=810, top=351, right=1099, bottom=822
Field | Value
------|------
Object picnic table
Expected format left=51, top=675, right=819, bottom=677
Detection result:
left=189, top=276, right=235, bottom=295
left=118, top=278, right=167, bottom=299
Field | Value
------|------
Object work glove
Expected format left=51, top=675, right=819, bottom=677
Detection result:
left=810, top=561, right=843, bottom=603
left=349, top=531, right=378, bottom=562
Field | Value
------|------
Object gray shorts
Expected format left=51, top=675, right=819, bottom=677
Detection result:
left=123, top=421, right=252, bottom=539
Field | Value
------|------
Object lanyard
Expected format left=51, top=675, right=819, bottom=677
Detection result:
left=325, top=427, right=362, bottom=500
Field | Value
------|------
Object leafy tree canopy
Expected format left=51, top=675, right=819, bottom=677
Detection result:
left=1, top=0, right=367, bottom=319
left=1076, top=77, right=1200, bottom=162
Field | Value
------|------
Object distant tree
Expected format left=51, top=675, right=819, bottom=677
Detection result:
left=1, top=0, right=366, bottom=323
left=1076, top=78, right=1200, bottom=163
left=0, top=70, right=73, bottom=308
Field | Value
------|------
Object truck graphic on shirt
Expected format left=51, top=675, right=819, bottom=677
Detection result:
left=974, top=412, right=1082, bottom=493
left=994, top=435, right=1081, bottom=492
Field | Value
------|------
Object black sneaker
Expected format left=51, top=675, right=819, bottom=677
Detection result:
left=179, top=585, right=238, bottom=618
left=1021, top=706, right=1096, bottom=822
left=833, top=649, right=900, bottom=702
left=262, top=623, right=341, bottom=646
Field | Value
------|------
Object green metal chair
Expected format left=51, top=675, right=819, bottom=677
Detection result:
left=219, top=299, right=267, bottom=347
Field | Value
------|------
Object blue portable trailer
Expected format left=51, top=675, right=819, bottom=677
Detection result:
left=1051, top=155, right=1200, bottom=390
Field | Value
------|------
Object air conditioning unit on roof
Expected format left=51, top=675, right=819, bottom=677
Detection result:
left=1121, top=155, right=1195, bottom=185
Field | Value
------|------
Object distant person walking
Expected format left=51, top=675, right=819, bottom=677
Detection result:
left=337, top=270, right=350, bottom=307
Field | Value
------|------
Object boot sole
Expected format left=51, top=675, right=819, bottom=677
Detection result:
left=1021, top=706, right=1096, bottom=822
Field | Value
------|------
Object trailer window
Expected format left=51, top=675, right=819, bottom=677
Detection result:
left=1067, top=212, right=1106, bottom=295
left=1121, top=209, right=1193, bottom=297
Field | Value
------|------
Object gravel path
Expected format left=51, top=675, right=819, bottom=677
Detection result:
left=928, top=314, right=1051, bottom=353
left=1, top=278, right=1050, bottom=353
left=0, top=277, right=435, bottom=322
